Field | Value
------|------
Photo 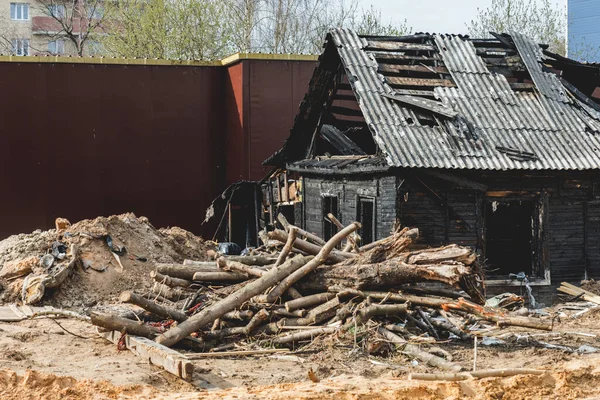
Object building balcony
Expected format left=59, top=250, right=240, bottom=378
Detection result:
left=32, top=16, right=82, bottom=34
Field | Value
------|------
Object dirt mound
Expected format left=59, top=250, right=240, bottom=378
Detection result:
left=0, top=369, right=153, bottom=400
left=3, top=359, right=600, bottom=400
left=0, top=213, right=214, bottom=308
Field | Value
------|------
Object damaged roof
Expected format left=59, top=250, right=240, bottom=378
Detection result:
left=270, top=29, right=600, bottom=171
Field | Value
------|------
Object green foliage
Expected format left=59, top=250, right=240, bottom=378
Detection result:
left=351, top=5, right=411, bottom=37
left=467, top=0, right=566, bottom=55
left=103, top=0, right=411, bottom=60
left=103, top=0, right=234, bottom=59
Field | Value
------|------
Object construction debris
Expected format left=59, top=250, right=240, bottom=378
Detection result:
left=53, top=214, right=562, bottom=380
left=4, top=212, right=598, bottom=387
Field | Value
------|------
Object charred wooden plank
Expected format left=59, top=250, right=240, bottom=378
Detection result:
left=379, top=64, right=449, bottom=74
left=386, top=76, right=456, bottom=88
left=366, top=40, right=435, bottom=52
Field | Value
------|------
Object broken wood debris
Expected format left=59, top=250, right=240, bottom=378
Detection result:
left=82, top=220, right=558, bottom=379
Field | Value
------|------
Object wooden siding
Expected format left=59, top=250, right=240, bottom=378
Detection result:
left=299, top=169, right=600, bottom=304
left=303, top=175, right=396, bottom=240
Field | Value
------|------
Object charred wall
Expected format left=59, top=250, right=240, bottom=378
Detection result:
left=397, top=169, right=600, bottom=303
left=302, top=174, right=396, bottom=241
left=300, top=168, right=600, bottom=304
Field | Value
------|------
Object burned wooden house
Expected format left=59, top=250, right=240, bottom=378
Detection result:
left=263, top=29, right=600, bottom=300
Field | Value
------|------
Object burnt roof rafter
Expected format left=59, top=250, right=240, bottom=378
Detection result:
left=266, top=29, right=600, bottom=172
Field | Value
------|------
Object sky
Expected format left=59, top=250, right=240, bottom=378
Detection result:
left=360, top=0, right=566, bottom=35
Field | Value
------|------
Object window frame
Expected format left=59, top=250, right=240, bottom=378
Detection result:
left=48, top=39, right=65, bottom=55
left=47, top=4, right=65, bottom=18
left=10, top=3, right=29, bottom=21
left=11, top=38, right=29, bottom=56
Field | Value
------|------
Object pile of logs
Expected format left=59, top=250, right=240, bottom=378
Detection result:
left=90, top=218, right=553, bottom=375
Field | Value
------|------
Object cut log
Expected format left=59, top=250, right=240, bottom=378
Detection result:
left=296, top=259, right=483, bottom=303
left=327, top=213, right=360, bottom=252
left=294, top=297, right=341, bottom=326
left=285, top=293, right=336, bottom=311
left=348, top=228, right=418, bottom=265
left=152, top=282, right=192, bottom=302
left=407, top=244, right=476, bottom=265
left=183, top=260, right=218, bottom=267
left=430, top=318, right=471, bottom=340
left=245, top=309, right=270, bottom=335
left=156, top=263, right=219, bottom=280
left=120, top=291, right=188, bottom=322
left=224, top=256, right=277, bottom=266
left=91, top=312, right=161, bottom=339
left=273, top=327, right=338, bottom=344
left=268, top=230, right=353, bottom=263
left=275, top=227, right=298, bottom=267
left=333, top=289, right=454, bottom=309
left=378, top=326, right=463, bottom=372
left=273, top=308, right=308, bottom=318
left=259, top=223, right=361, bottom=303
left=155, top=255, right=313, bottom=347
left=442, top=298, right=553, bottom=331
left=217, top=258, right=266, bottom=277
left=150, top=270, right=192, bottom=288
left=355, top=304, right=408, bottom=324
left=192, top=271, right=250, bottom=282
left=222, top=310, right=254, bottom=321
left=292, top=226, right=327, bottom=246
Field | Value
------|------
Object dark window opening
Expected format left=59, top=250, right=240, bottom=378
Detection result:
left=277, top=205, right=295, bottom=227
left=322, top=195, right=338, bottom=241
left=485, top=199, right=534, bottom=278
left=357, top=197, right=375, bottom=245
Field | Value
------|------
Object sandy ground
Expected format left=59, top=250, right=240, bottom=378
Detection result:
left=2, top=309, right=600, bottom=399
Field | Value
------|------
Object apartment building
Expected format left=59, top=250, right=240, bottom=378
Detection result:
left=0, top=0, right=104, bottom=56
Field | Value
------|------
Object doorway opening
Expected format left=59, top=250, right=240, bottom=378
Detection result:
left=322, top=195, right=339, bottom=241
left=357, top=197, right=375, bottom=245
left=485, top=199, right=534, bottom=279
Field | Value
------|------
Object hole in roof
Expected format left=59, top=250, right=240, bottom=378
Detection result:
left=406, top=117, right=414, bottom=125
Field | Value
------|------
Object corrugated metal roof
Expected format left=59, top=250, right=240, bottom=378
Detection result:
left=328, top=28, right=600, bottom=171
left=288, top=156, right=389, bottom=174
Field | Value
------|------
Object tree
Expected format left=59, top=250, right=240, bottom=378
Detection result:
left=103, top=0, right=411, bottom=60
left=230, top=0, right=411, bottom=54
left=350, top=5, right=410, bottom=37
left=467, top=0, right=566, bottom=55
left=34, top=0, right=109, bottom=56
left=103, top=0, right=234, bottom=59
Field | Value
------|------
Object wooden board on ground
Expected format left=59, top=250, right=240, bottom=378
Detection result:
left=0, top=305, right=57, bottom=322
left=558, top=282, right=600, bottom=305
left=99, top=330, right=194, bottom=380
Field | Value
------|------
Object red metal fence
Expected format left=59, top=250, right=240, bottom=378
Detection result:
left=0, top=56, right=316, bottom=238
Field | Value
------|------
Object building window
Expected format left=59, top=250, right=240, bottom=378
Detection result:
left=11, top=39, right=29, bottom=56
left=47, top=4, right=65, bottom=18
left=48, top=39, right=64, bottom=55
left=322, top=195, right=338, bottom=241
left=87, top=5, right=103, bottom=19
left=357, top=197, right=375, bottom=245
left=10, top=3, right=29, bottom=20
left=87, top=40, right=103, bottom=56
